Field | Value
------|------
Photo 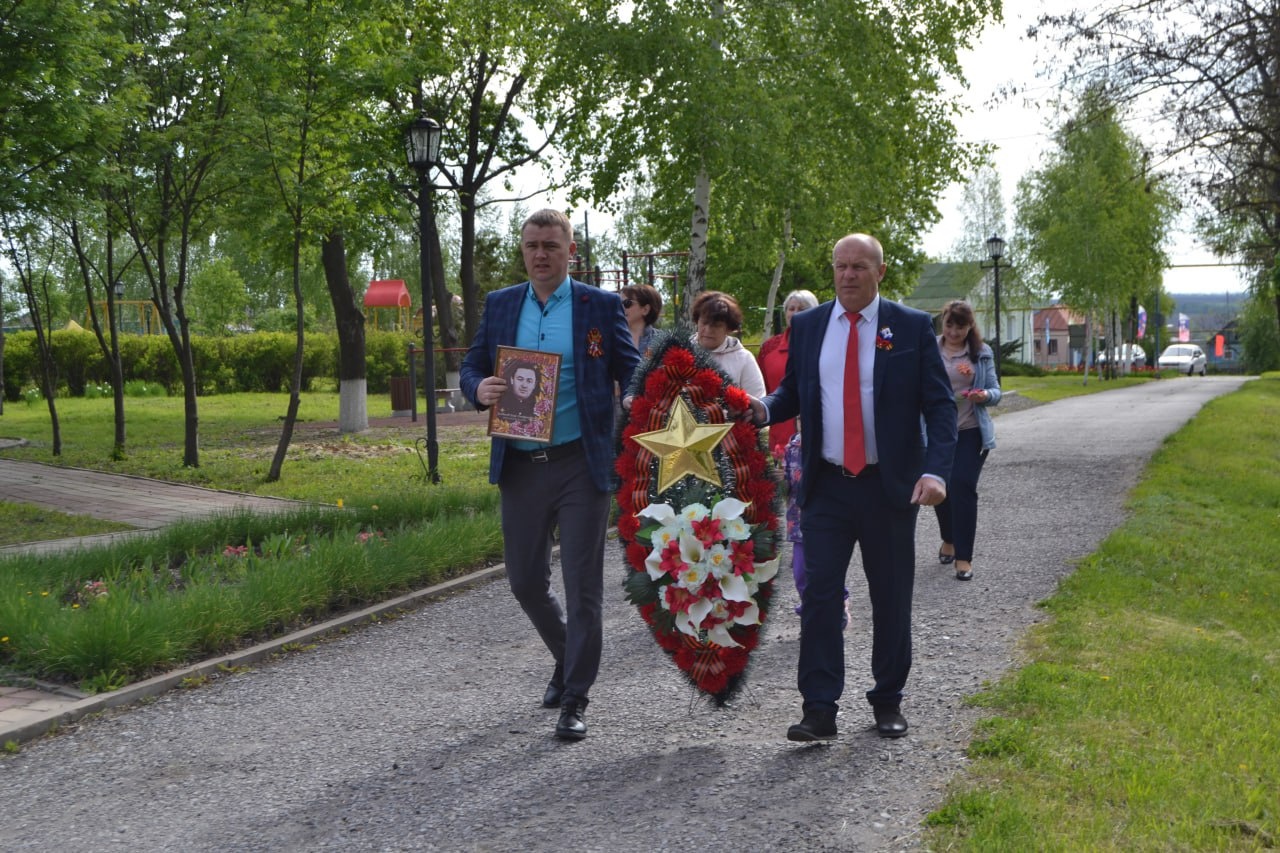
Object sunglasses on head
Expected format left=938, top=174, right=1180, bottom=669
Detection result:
left=622, top=298, right=636, bottom=308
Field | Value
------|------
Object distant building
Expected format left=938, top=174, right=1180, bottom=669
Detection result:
left=902, top=262, right=1039, bottom=365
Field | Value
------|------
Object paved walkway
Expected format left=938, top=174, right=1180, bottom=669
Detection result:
left=0, top=378, right=1255, bottom=852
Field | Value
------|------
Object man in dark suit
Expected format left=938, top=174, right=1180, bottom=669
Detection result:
left=461, top=209, right=639, bottom=741
left=750, top=233, right=957, bottom=741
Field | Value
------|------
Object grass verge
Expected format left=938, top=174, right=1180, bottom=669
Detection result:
left=924, top=373, right=1280, bottom=850
left=0, top=488, right=502, bottom=691
left=0, top=502, right=133, bottom=547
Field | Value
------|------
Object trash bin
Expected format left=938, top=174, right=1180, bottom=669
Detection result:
left=389, top=376, right=413, bottom=415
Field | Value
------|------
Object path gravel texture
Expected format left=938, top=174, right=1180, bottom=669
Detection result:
left=0, top=377, right=1249, bottom=852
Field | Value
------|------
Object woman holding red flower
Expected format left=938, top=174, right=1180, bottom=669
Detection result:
left=933, top=300, right=1002, bottom=581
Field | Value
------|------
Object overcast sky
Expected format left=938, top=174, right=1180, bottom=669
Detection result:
left=922, top=2, right=1249, bottom=295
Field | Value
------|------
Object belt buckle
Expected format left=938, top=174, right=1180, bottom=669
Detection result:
left=531, top=448, right=549, bottom=463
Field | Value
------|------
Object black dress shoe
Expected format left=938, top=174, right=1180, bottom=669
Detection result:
left=954, top=567, right=973, bottom=581
left=542, top=664, right=565, bottom=708
left=555, top=701, right=587, bottom=740
left=786, top=709, right=837, bottom=742
left=873, top=706, right=909, bottom=738
left=938, top=547, right=955, bottom=565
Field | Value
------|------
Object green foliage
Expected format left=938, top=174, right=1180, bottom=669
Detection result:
left=2, top=330, right=349, bottom=398
left=1015, top=84, right=1175, bottom=316
left=1240, top=292, right=1280, bottom=373
left=186, top=258, right=251, bottom=336
left=926, top=375, right=1280, bottom=850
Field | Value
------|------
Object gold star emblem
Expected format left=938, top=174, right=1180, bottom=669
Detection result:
left=631, top=398, right=734, bottom=492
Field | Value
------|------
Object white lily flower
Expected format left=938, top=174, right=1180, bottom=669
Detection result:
left=674, top=597, right=713, bottom=637
left=710, top=497, right=748, bottom=521
left=644, top=544, right=671, bottom=581
left=637, top=503, right=676, bottom=525
left=718, top=573, right=750, bottom=602
left=733, top=601, right=761, bottom=626
left=749, top=556, right=780, bottom=585
left=706, top=620, right=741, bottom=648
left=678, top=530, right=705, bottom=567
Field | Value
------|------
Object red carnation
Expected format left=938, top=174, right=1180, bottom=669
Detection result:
left=692, top=369, right=723, bottom=397
left=625, top=542, right=649, bottom=568
left=664, top=347, right=695, bottom=373
left=674, top=645, right=696, bottom=670
left=724, top=386, right=750, bottom=410
left=617, top=513, right=641, bottom=539
left=644, top=371, right=674, bottom=399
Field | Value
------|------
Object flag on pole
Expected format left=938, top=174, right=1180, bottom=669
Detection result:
left=1137, top=305, right=1147, bottom=339
left=1178, top=313, right=1190, bottom=342
left=1044, top=316, right=1050, bottom=345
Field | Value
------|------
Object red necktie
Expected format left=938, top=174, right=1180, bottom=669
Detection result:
left=843, top=311, right=866, bottom=475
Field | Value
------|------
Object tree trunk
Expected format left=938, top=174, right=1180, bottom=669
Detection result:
left=763, top=210, right=791, bottom=341
left=685, top=164, right=711, bottom=321
left=267, top=234, right=307, bottom=482
left=322, top=230, right=369, bottom=434
left=458, top=192, right=481, bottom=351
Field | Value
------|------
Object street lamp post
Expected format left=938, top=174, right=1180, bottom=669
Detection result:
left=980, top=233, right=1007, bottom=380
left=405, top=115, right=443, bottom=484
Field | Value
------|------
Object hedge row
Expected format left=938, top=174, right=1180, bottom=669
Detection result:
left=0, top=330, right=450, bottom=402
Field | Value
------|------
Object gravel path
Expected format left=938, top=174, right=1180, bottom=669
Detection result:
left=0, top=378, right=1249, bottom=852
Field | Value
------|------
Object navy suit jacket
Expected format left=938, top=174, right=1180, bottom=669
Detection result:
left=460, top=279, right=639, bottom=493
left=763, top=298, right=957, bottom=508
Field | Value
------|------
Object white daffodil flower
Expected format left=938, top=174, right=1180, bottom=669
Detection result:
left=679, top=503, right=711, bottom=524
left=677, top=562, right=708, bottom=590
left=703, top=543, right=733, bottom=577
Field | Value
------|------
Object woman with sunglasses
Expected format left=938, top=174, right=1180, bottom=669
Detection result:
left=620, top=284, right=663, bottom=356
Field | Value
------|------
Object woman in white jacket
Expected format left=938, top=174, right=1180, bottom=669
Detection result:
left=690, top=290, right=766, bottom=398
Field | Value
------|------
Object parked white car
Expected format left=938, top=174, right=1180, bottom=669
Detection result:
left=1157, top=344, right=1207, bottom=376
left=1097, top=344, right=1147, bottom=369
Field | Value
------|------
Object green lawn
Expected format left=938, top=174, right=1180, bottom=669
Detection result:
left=0, top=502, right=134, bottom=547
left=0, top=391, right=491, bottom=503
left=925, top=373, right=1280, bottom=850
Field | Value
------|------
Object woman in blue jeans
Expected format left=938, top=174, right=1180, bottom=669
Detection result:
left=933, top=300, right=1001, bottom=580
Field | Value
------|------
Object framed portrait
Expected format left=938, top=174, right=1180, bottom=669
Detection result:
left=487, top=346, right=562, bottom=444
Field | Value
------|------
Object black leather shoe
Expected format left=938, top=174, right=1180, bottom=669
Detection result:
left=555, top=702, right=587, bottom=740
left=542, top=664, right=565, bottom=708
left=954, top=567, right=973, bottom=581
left=786, top=709, right=837, bottom=742
left=938, top=547, right=955, bottom=565
left=873, top=706, right=909, bottom=738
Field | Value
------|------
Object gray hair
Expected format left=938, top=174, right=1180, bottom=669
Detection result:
left=783, top=289, right=820, bottom=312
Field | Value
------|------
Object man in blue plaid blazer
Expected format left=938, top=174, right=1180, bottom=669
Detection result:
left=461, top=209, right=639, bottom=741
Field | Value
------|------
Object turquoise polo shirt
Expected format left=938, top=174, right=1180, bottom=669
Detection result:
left=510, top=277, right=580, bottom=450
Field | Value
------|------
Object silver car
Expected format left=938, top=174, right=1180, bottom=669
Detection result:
left=1157, top=344, right=1207, bottom=376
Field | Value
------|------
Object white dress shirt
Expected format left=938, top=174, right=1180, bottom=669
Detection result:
left=819, top=296, right=879, bottom=469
